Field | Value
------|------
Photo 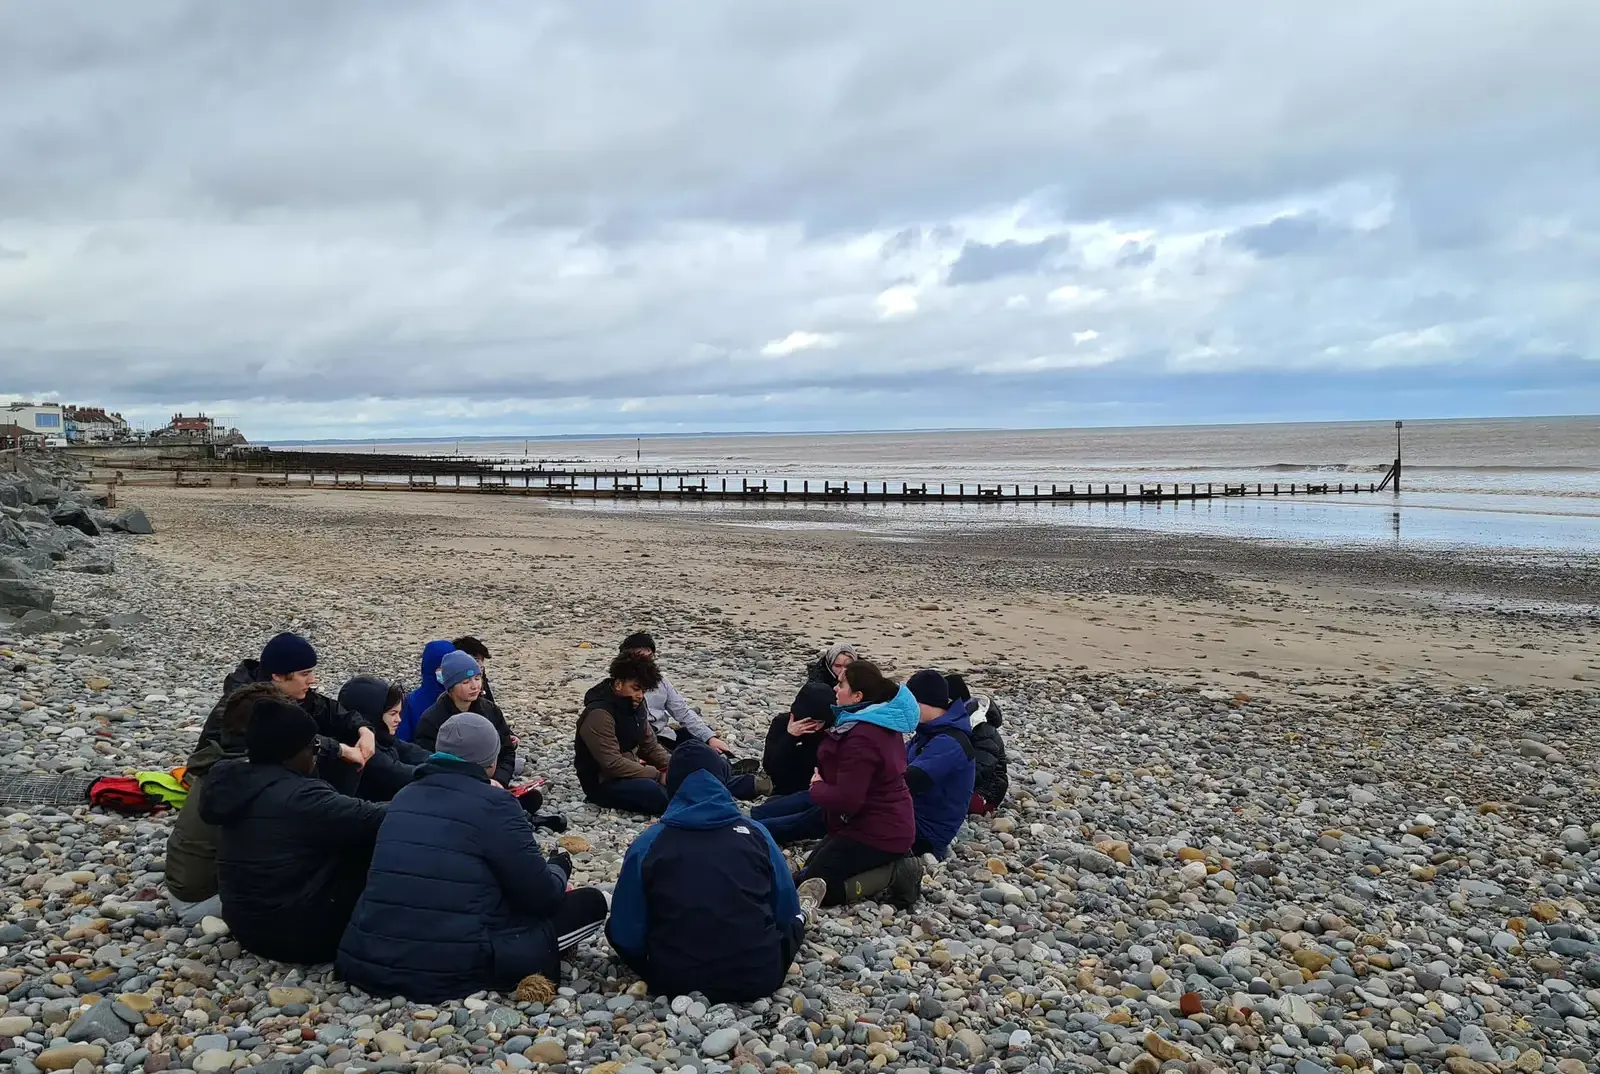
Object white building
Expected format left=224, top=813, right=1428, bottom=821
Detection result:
left=3, top=401, right=66, bottom=437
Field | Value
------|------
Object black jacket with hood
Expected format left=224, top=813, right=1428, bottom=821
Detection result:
left=199, top=660, right=375, bottom=793
left=339, top=676, right=432, bottom=802
left=199, top=758, right=386, bottom=964
left=761, top=682, right=839, bottom=796
left=969, top=696, right=1009, bottom=806
left=414, top=692, right=518, bottom=787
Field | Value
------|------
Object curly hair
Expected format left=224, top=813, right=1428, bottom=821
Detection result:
left=608, top=650, right=663, bottom=691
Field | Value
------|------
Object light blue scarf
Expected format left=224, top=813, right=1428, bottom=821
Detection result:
left=833, top=684, right=920, bottom=734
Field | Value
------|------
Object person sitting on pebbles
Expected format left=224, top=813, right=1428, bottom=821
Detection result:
left=620, top=631, right=770, bottom=798
left=200, top=698, right=387, bottom=964
left=575, top=650, right=676, bottom=815
left=339, top=675, right=432, bottom=802
left=904, top=670, right=978, bottom=860
left=397, top=640, right=455, bottom=742
left=792, top=660, right=923, bottom=908
left=338, top=713, right=609, bottom=1003
left=413, top=650, right=523, bottom=787
left=946, top=673, right=1009, bottom=815
left=165, top=682, right=285, bottom=926
left=806, top=642, right=858, bottom=688
left=198, top=632, right=377, bottom=796
left=450, top=635, right=499, bottom=708
left=608, top=739, right=821, bottom=1003
left=751, top=682, right=839, bottom=845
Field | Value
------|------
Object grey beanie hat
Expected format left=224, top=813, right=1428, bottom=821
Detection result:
left=435, top=712, right=500, bottom=769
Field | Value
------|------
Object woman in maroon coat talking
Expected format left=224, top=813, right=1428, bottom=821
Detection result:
left=798, top=660, right=923, bottom=907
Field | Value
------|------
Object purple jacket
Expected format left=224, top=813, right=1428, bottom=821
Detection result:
left=810, top=721, right=915, bottom=855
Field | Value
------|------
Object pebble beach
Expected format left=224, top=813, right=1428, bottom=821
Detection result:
left=5, top=477, right=1600, bottom=1074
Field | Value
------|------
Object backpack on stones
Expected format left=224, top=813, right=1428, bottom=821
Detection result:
left=87, top=776, right=160, bottom=814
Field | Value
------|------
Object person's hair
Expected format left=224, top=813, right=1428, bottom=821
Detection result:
left=945, top=673, right=971, bottom=702
left=452, top=636, right=490, bottom=661
left=840, top=660, right=897, bottom=705
left=609, top=651, right=663, bottom=691
left=383, top=682, right=404, bottom=712
left=221, top=682, right=289, bottom=739
left=620, top=631, right=655, bottom=654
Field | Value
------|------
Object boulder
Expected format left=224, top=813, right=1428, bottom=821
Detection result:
left=66, top=555, right=114, bottom=575
left=51, top=504, right=102, bottom=537
left=0, top=576, right=53, bottom=613
left=17, top=610, right=88, bottom=635
left=111, top=506, right=155, bottom=535
left=0, top=556, right=29, bottom=580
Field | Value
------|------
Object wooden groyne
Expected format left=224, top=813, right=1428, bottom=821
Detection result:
left=108, top=457, right=1400, bottom=504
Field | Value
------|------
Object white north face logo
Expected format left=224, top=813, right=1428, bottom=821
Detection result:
left=733, top=824, right=751, bottom=834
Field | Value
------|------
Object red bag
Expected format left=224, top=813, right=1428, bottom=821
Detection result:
left=88, top=776, right=160, bottom=814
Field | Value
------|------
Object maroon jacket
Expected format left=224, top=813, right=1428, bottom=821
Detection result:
left=809, top=722, right=915, bottom=855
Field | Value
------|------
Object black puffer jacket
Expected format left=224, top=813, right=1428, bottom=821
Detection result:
left=414, top=694, right=518, bottom=787
left=339, top=676, right=431, bottom=802
left=199, top=660, right=374, bottom=793
left=200, top=759, right=386, bottom=964
left=970, top=696, right=1009, bottom=806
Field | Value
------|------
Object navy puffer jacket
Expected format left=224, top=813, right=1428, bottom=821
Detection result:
left=337, top=757, right=570, bottom=1002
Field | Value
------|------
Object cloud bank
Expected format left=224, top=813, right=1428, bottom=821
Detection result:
left=1, top=1, right=1597, bottom=438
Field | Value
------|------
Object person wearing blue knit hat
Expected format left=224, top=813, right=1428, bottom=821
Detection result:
left=412, top=650, right=523, bottom=787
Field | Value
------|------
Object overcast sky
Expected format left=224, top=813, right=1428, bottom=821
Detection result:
left=2, top=2, right=1598, bottom=440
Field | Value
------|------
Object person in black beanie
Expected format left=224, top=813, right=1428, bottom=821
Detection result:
left=196, top=632, right=377, bottom=796
left=761, top=682, right=837, bottom=796
left=199, top=698, right=386, bottom=964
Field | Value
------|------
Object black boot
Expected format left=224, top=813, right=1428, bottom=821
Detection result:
left=530, top=813, right=569, bottom=833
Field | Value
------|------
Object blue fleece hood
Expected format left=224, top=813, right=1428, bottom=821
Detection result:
left=397, top=640, right=455, bottom=742
left=833, top=684, right=921, bottom=734
left=918, top=699, right=978, bottom=736
left=662, top=769, right=746, bottom=829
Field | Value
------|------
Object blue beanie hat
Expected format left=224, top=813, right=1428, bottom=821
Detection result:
left=437, top=650, right=482, bottom=692
left=259, top=633, right=318, bottom=678
left=665, top=738, right=731, bottom=799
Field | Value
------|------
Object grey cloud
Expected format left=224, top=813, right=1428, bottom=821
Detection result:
left=1, top=1, right=1597, bottom=434
left=946, top=236, right=1069, bottom=285
left=1231, top=214, right=1350, bottom=258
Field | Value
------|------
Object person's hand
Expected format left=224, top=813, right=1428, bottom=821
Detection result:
left=548, top=850, right=573, bottom=877
left=707, top=737, right=729, bottom=754
left=490, top=778, right=504, bottom=789
left=810, top=771, right=823, bottom=785
left=509, top=734, right=520, bottom=747
left=356, top=727, right=376, bottom=762
left=788, top=717, right=823, bottom=737
left=339, top=743, right=367, bottom=768
left=657, top=769, right=668, bottom=786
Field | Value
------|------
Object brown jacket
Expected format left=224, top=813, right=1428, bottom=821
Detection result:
left=574, top=680, right=671, bottom=794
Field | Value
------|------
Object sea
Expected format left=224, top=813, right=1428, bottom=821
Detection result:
left=292, top=416, right=1600, bottom=556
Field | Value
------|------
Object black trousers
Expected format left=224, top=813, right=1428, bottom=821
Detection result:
left=797, top=835, right=902, bottom=907
left=551, top=887, right=610, bottom=952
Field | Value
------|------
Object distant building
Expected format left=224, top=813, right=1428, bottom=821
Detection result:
left=63, top=405, right=131, bottom=443
left=169, top=412, right=214, bottom=436
left=3, top=401, right=65, bottom=436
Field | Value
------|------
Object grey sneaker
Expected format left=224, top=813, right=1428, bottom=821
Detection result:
left=731, top=758, right=762, bottom=776
left=797, top=877, right=827, bottom=918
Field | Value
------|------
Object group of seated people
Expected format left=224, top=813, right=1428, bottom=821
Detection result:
left=161, top=630, right=1009, bottom=1004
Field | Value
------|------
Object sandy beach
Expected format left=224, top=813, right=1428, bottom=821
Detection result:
left=128, top=487, right=1600, bottom=710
